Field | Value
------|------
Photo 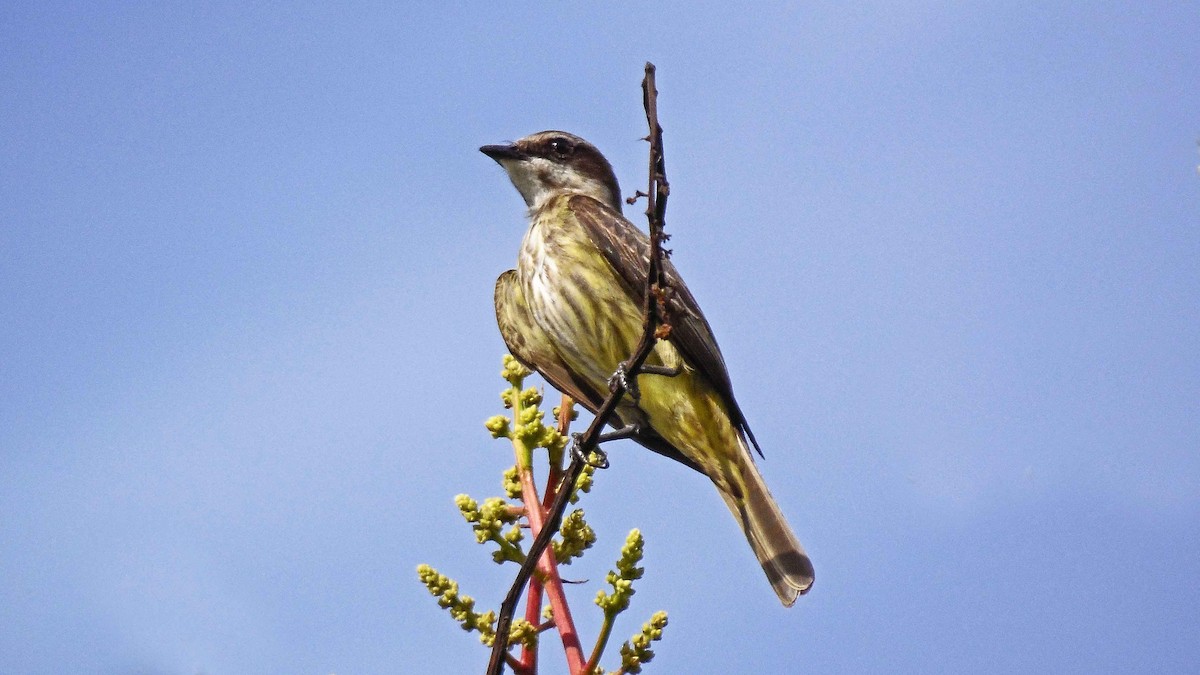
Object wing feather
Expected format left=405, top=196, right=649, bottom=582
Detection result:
left=566, top=195, right=764, bottom=455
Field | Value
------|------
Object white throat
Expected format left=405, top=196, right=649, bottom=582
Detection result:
left=501, top=157, right=617, bottom=211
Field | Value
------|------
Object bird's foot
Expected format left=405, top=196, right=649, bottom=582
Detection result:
left=639, top=364, right=682, bottom=378
left=569, top=423, right=644, bottom=469
left=570, top=433, right=610, bottom=469
left=597, top=424, right=641, bottom=444
left=607, top=362, right=680, bottom=401
left=608, top=362, right=639, bottom=400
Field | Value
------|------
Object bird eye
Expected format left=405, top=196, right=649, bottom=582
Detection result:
left=548, top=137, right=574, bottom=158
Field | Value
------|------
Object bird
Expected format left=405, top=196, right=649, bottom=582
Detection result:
left=482, top=130, right=813, bottom=605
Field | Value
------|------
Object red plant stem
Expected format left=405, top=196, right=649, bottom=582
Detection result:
left=517, top=575, right=542, bottom=672
left=519, top=464, right=586, bottom=673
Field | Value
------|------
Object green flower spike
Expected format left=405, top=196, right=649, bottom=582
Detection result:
left=501, top=465, right=522, bottom=499
left=485, top=415, right=511, bottom=439
left=553, top=508, right=597, bottom=565
left=596, top=529, right=645, bottom=615
left=456, top=494, right=524, bottom=564
left=618, top=611, right=669, bottom=674
left=502, top=354, right=531, bottom=386
left=416, top=564, right=497, bottom=646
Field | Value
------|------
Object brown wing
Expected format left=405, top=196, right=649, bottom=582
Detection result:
left=566, top=194, right=764, bottom=456
left=494, top=269, right=607, bottom=412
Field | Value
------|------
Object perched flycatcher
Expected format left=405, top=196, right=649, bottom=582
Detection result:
left=482, top=131, right=814, bottom=605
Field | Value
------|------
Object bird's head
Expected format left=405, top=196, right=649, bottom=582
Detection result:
left=481, top=131, right=623, bottom=212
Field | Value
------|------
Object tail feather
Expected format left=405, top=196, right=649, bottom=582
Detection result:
left=718, top=455, right=814, bottom=606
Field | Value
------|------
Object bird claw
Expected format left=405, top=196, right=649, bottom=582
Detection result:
left=608, top=362, right=640, bottom=401
left=607, top=362, right=683, bottom=402
left=569, top=433, right=609, bottom=469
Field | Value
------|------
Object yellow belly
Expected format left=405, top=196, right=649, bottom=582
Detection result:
left=519, top=198, right=743, bottom=476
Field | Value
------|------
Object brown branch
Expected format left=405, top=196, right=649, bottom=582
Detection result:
left=486, top=62, right=671, bottom=675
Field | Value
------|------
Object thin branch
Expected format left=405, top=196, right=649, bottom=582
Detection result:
left=486, top=62, right=671, bottom=675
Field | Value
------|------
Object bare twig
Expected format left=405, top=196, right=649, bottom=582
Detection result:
left=486, top=62, right=671, bottom=675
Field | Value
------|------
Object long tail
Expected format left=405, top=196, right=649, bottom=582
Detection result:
left=717, top=450, right=815, bottom=606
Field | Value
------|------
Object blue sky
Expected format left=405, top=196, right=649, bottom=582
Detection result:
left=2, top=3, right=1197, bottom=673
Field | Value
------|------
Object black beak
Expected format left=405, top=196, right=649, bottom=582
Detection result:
left=480, top=143, right=525, bottom=162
